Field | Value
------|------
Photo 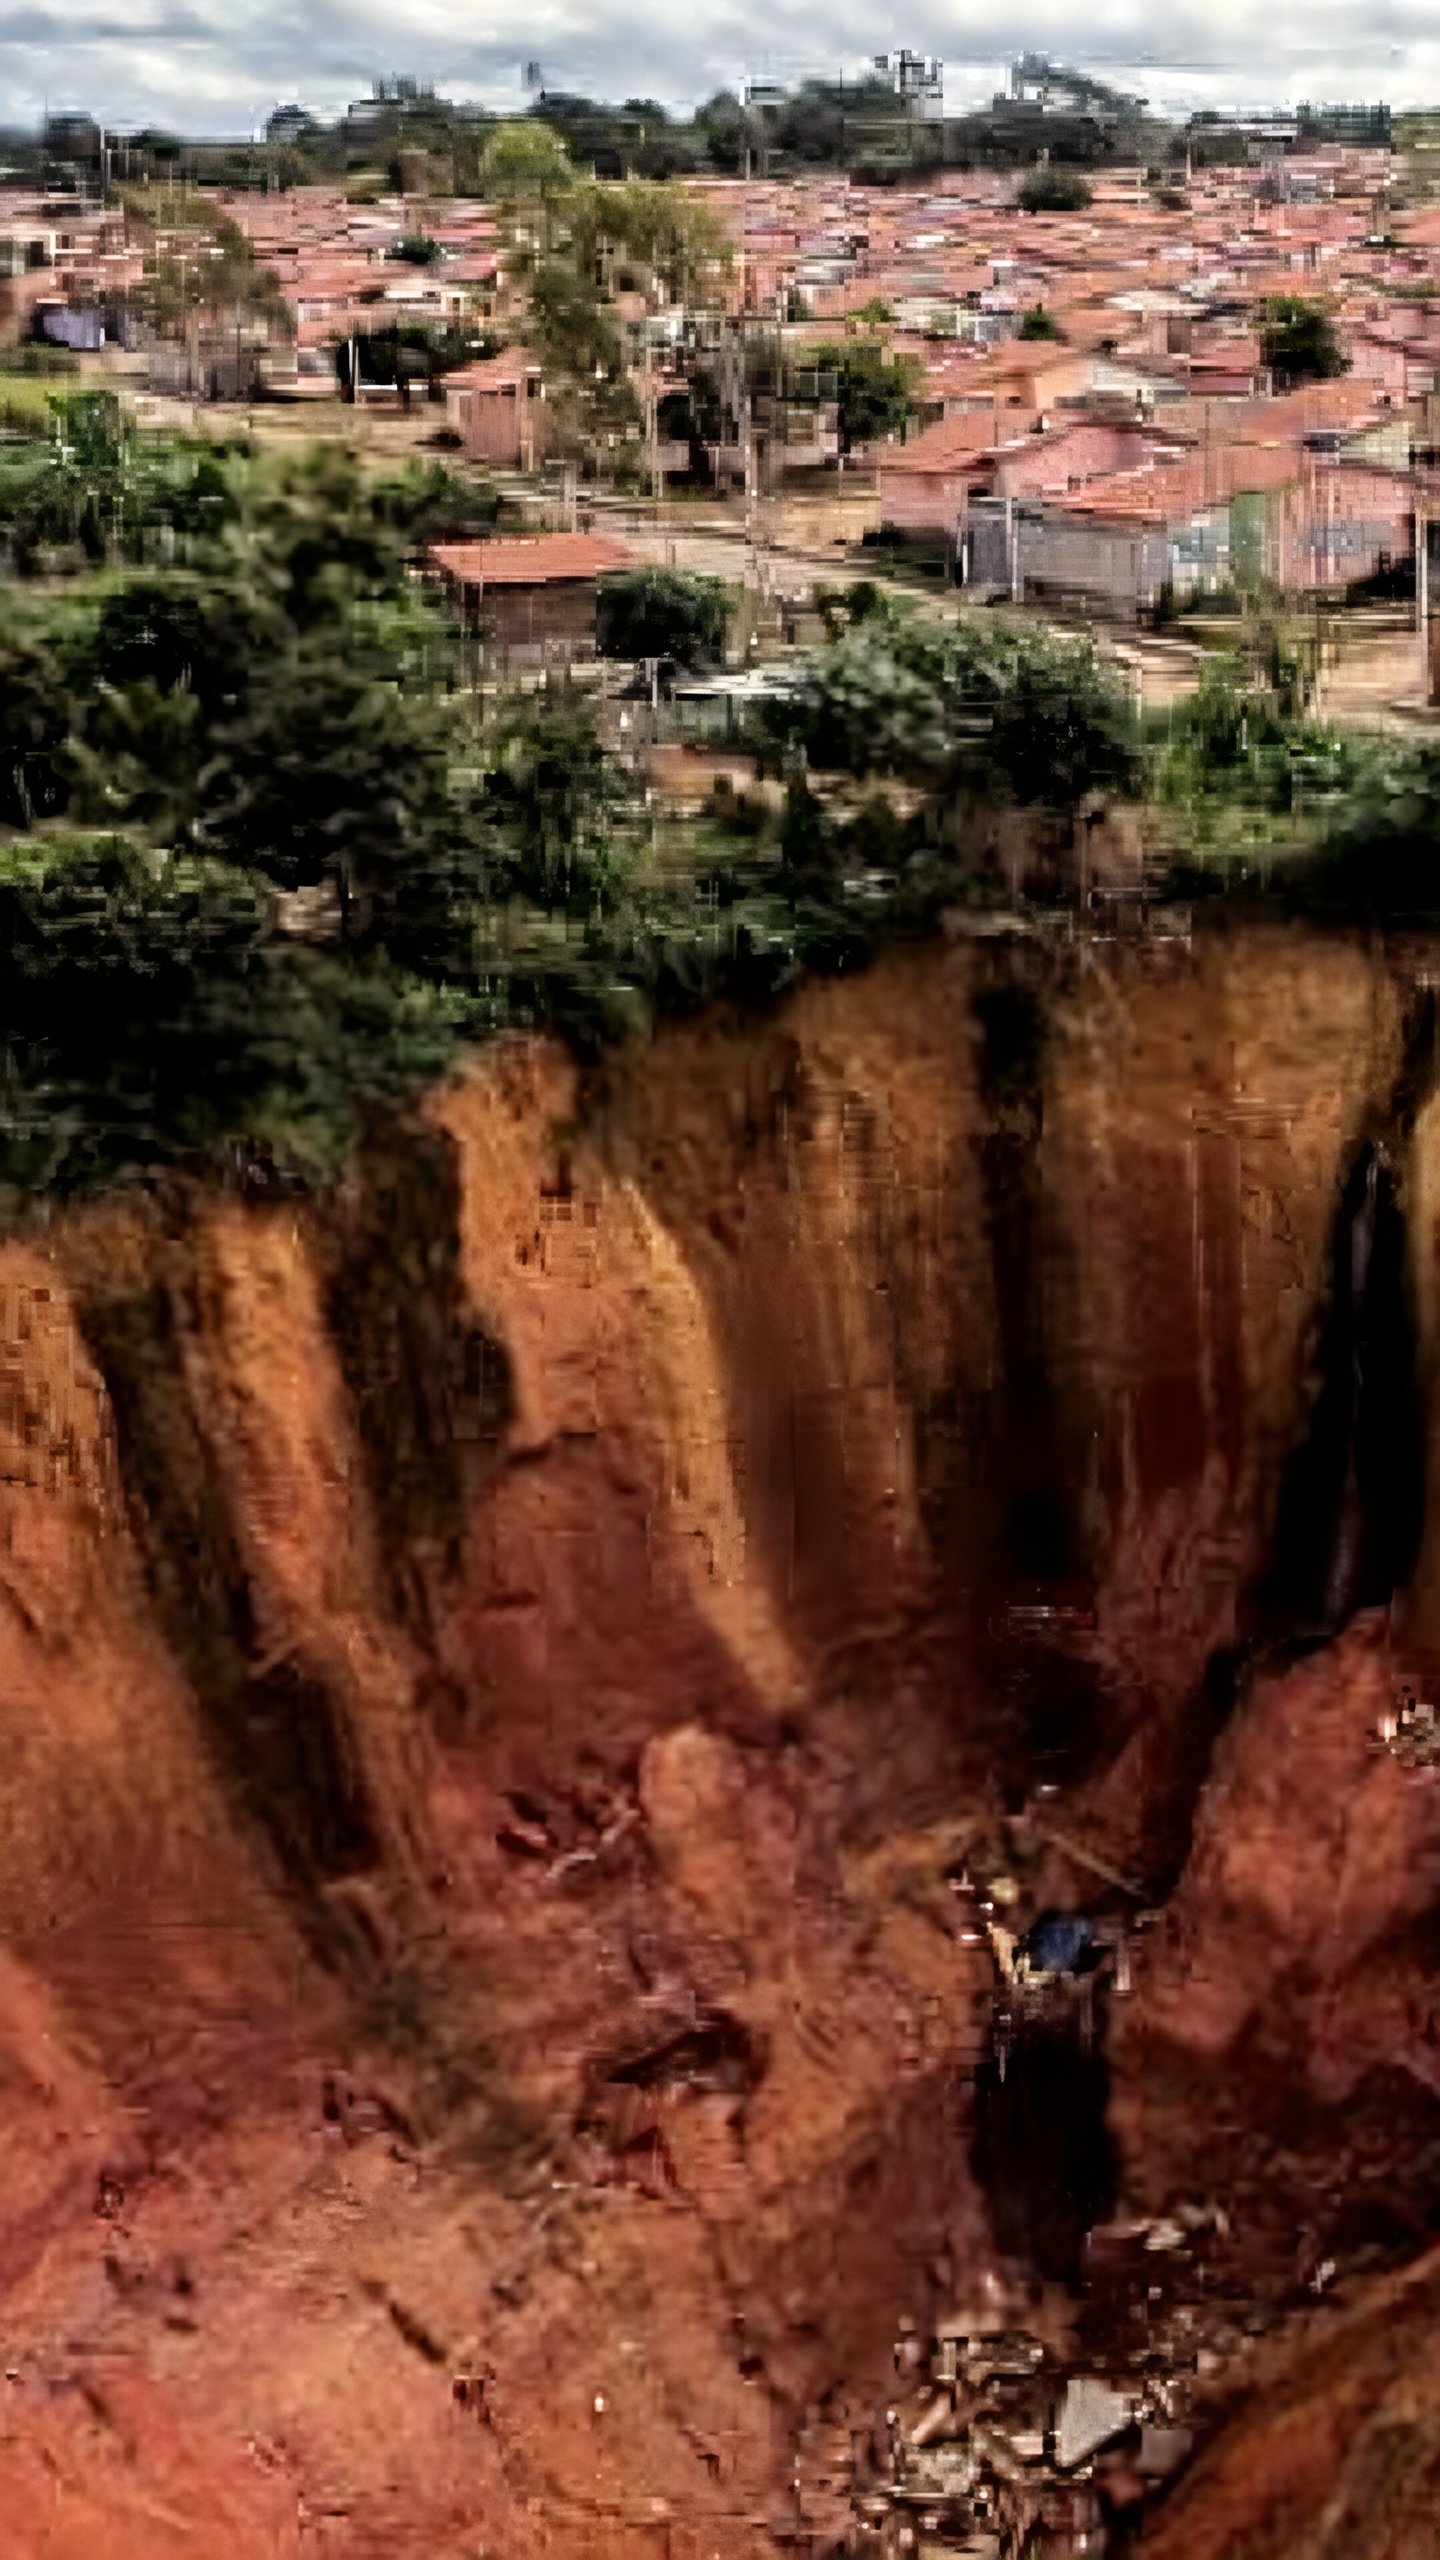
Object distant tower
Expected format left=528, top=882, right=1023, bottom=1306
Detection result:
left=875, top=49, right=945, bottom=121
left=742, top=76, right=788, bottom=181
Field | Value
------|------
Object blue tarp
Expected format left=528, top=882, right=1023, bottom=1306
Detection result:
left=1022, top=1909, right=1096, bottom=1976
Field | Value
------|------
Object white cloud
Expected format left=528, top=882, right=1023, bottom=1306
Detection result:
left=3, top=1, right=1435, bottom=137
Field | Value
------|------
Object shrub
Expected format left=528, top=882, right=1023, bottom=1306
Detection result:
left=1017, top=170, right=1093, bottom=214
left=595, top=566, right=728, bottom=670
left=1259, top=296, right=1347, bottom=387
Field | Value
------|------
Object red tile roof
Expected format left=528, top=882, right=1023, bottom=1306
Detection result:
left=428, top=535, right=635, bottom=588
left=1061, top=443, right=1301, bottom=523
left=877, top=409, right=1033, bottom=474
left=1165, top=379, right=1392, bottom=442
left=444, top=347, right=541, bottom=391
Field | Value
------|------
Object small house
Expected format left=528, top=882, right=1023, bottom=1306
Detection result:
left=428, top=533, right=635, bottom=667
left=443, top=349, right=552, bottom=469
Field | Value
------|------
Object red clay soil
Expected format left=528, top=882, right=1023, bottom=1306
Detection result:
left=1111, top=1620, right=1440, bottom=2274
left=5, top=931, right=1440, bottom=2556
left=1138, top=2242, right=1440, bottom=2560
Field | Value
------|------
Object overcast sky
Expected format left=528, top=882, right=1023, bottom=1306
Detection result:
left=5, top=3, right=1439, bottom=138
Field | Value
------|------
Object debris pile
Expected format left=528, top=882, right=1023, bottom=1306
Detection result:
left=850, top=2318, right=1195, bottom=2557
left=1376, top=1689, right=1440, bottom=1769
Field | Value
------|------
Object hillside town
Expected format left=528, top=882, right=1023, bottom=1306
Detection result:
left=16, top=50, right=1440, bottom=2560
left=7, top=71, right=1440, bottom=718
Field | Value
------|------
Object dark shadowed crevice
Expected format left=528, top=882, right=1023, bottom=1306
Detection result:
left=971, top=1981, right=1116, bottom=2286
left=1264, top=1139, right=1425, bottom=1639
left=991, top=1652, right=1127, bottom=1811
left=971, top=969, right=1094, bottom=1599
left=323, top=1121, right=513, bottom=1636
left=961, top=965, right=1123, bottom=1804
left=1152, top=986, right=1439, bottom=1898
left=973, top=982, right=1053, bottom=1482
left=1262, top=985, right=1437, bottom=1641
left=74, top=1273, right=382, bottom=1918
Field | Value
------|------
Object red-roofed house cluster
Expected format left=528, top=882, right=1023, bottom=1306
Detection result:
left=686, top=146, right=1436, bottom=617
left=8, top=135, right=1440, bottom=630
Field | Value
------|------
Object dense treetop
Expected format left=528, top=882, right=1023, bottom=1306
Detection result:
left=0, top=393, right=1426, bottom=1215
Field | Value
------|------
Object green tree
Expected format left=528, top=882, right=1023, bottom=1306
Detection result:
left=803, top=339, right=919, bottom=454
left=1298, top=744, right=1440, bottom=919
left=368, top=458, right=506, bottom=546
left=779, top=774, right=832, bottom=880
left=693, top=90, right=754, bottom=176
left=497, top=171, right=727, bottom=474
left=526, top=257, right=639, bottom=445
left=596, top=568, right=728, bottom=672
left=480, top=119, right=575, bottom=224
left=219, top=445, right=411, bottom=624
left=69, top=673, right=210, bottom=841
left=0, top=634, right=73, bottom=826
left=0, top=831, right=286, bottom=1198
left=0, top=403, right=245, bottom=575
left=334, top=318, right=492, bottom=401
left=0, top=829, right=479, bottom=1200
left=765, top=594, right=1140, bottom=809
left=480, top=694, right=627, bottom=907
left=86, top=573, right=269, bottom=706
left=196, top=619, right=458, bottom=942
left=117, top=186, right=293, bottom=348
left=0, top=378, right=1202, bottom=1216
left=51, top=386, right=128, bottom=473
left=1259, top=296, right=1348, bottom=387
left=565, top=177, right=730, bottom=302
left=1018, top=303, right=1065, bottom=341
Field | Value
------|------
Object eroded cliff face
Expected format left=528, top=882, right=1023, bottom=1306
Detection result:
left=1, top=924, right=1437, bottom=2557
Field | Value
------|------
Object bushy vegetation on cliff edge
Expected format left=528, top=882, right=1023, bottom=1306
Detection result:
left=0, top=417, right=1143, bottom=1210
left=1146, top=634, right=1440, bottom=919
left=0, top=403, right=1431, bottom=1213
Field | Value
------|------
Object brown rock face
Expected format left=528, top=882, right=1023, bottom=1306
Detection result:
left=1112, top=1620, right=1440, bottom=2299
left=2, top=926, right=1439, bottom=2555
left=1137, top=2245, right=1440, bottom=2560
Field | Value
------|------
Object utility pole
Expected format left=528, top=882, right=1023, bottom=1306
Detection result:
left=770, top=277, right=785, bottom=579
left=645, top=332, right=661, bottom=517
left=742, top=325, right=756, bottom=567
left=738, top=69, right=753, bottom=598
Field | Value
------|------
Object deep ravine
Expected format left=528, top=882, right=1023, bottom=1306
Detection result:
left=5, top=923, right=1440, bottom=2559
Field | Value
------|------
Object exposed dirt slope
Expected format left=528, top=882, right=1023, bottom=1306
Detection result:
left=1, top=927, right=1436, bottom=2556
